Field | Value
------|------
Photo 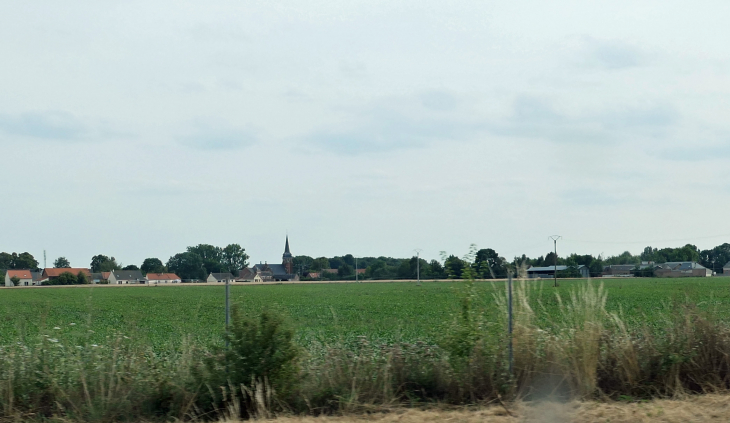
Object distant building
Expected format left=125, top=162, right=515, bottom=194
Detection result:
left=90, top=272, right=111, bottom=284
left=146, top=273, right=182, bottom=284
left=239, top=236, right=299, bottom=282
left=527, top=265, right=590, bottom=278
left=602, top=262, right=657, bottom=277
left=724, top=261, right=730, bottom=275
left=654, top=262, right=711, bottom=278
left=5, top=269, right=34, bottom=286
left=108, top=270, right=147, bottom=284
left=207, top=272, right=235, bottom=283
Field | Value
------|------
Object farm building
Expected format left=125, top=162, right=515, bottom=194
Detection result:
left=527, top=265, right=589, bottom=278
left=108, top=270, right=147, bottom=284
left=654, top=262, right=711, bottom=278
left=602, top=262, right=657, bottom=277
left=146, top=273, right=182, bottom=283
left=207, top=272, right=235, bottom=283
left=724, top=261, right=730, bottom=275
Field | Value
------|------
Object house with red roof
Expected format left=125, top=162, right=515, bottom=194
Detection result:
left=4, top=269, right=34, bottom=286
left=146, top=273, right=182, bottom=284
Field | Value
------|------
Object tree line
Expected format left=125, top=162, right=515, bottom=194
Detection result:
left=2, top=242, right=729, bottom=282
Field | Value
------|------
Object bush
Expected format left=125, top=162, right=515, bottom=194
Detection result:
left=195, top=308, right=300, bottom=419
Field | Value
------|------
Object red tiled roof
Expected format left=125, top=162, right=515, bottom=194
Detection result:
left=43, top=268, right=91, bottom=277
left=146, top=273, right=181, bottom=280
left=6, top=270, right=32, bottom=279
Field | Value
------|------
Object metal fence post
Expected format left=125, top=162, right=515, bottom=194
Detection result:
left=508, top=274, right=513, bottom=378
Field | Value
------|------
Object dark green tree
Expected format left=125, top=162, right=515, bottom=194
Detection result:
left=310, top=257, right=330, bottom=271
left=167, top=252, right=206, bottom=280
left=444, top=255, right=465, bottom=279
left=122, top=264, right=139, bottom=270
left=0, top=252, right=40, bottom=270
left=429, top=260, right=446, bottom=278
left=90, top=255, right=121, bottom=272
left=221, top=244, right=249, bottom=272
left=76, top=271, right=89, bottom=284
left=51, top=271, right=78, bottom=285
left=473, top=248, right=507, bottom=279
left=53, top=257, right=71, bottom=268
left=187, top=244, right=223, bottom=274
left=141, top=258, right=165, bottom=275
left=337, top=263, right=354, bottom=278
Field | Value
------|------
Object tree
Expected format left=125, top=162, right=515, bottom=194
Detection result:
left=429, top=260, right=446, bottom=278
left=51, top=271, right=78, bottom=285
left=167, top=252, right=206, bottom=280
left=221, top=244, right=249, bottom=272
left=10, top=276, right=20, bottom=286
left=310, top=257, right=330, bottom=271
left=141, top=258, right=166, bottom=275
left=54, top=257, right=71, bottom=268
left=0, top=252, right=39, bottom=270
left=90, top=255, right=120, bottom=272
left=328, top=257, right=344, bottom=270
left=187, top=244, right=223, bottom=274
left=122, top=264, right=139, bottom=271
left=444, top=255, right=465, bottom=279
left=474, top=248, right=507, bottom=279
left=292, top=256, right=314, bottom=274
left=77, top=271, right=89, bottom=284
left=338, top=263, right=354, bottom=278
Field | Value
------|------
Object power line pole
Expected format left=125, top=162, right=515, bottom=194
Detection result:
left=414, top=249, right=422, bottom=286
left=549, top=235, right=561, bottom=287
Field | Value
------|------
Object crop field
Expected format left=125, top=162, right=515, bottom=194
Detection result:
left=1, top=277, right=730, bottom=350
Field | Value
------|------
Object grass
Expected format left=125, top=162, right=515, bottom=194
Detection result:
left=1, top=277, right=730, bottom=421
left=1, top=278, right=729, bottom=349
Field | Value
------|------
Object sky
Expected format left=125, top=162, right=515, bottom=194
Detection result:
left=2, top=1, right=730, bottom=268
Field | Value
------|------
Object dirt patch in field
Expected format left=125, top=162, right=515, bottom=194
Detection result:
left=254, top=394, right=730, bottom=422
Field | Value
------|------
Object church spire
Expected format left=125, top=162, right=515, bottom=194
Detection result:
left=282, top=235, right=293, bottom=274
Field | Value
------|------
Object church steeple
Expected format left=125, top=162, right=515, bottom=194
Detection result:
left=282, top=235, right=293, bottom=274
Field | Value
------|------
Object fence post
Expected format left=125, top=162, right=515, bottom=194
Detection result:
left=508, top=274, right=513, bottom=378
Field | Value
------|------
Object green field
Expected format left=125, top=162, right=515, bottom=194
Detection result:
left=1, top=278, right=730, bottom=349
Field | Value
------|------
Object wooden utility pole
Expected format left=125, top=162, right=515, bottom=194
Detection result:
left=549, top=235, right=562, bottom=287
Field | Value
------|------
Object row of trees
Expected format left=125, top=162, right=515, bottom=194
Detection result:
left=2, top=242, right=729, bottom=281
left=293, top=243, right=730, bottom=280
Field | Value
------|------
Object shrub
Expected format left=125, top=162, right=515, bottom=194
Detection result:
left=195, top=308, right=300, bottom=419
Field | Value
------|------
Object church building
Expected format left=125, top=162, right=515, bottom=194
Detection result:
left=238, top=236, right=299, bottom=282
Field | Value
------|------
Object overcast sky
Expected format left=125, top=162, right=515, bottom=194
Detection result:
left=2, top=1, right=730, bottom=268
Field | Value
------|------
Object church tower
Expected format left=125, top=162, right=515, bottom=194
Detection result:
left=282, top=235, right=294, bottom=274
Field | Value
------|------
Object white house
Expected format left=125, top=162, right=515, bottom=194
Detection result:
left=207, top=272, right=235, bottom=283
left=146, top=273, right=182, bottom=284
left=5, top=269, right=34, bottom=286
left=108, top=270, right=147, bottom=284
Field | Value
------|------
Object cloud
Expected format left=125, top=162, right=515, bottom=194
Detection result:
left=306, top=108, right=481, bottom=155
left=178, top=123, right=256, bottom=150
left=566, top=36, right=646, bottom=70
left=0, top=111, right=87, bottom=140
left=490, top=96, right=678, bottom=144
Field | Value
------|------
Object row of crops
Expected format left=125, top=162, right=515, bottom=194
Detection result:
left=1, top=277, right=729, bottom=350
